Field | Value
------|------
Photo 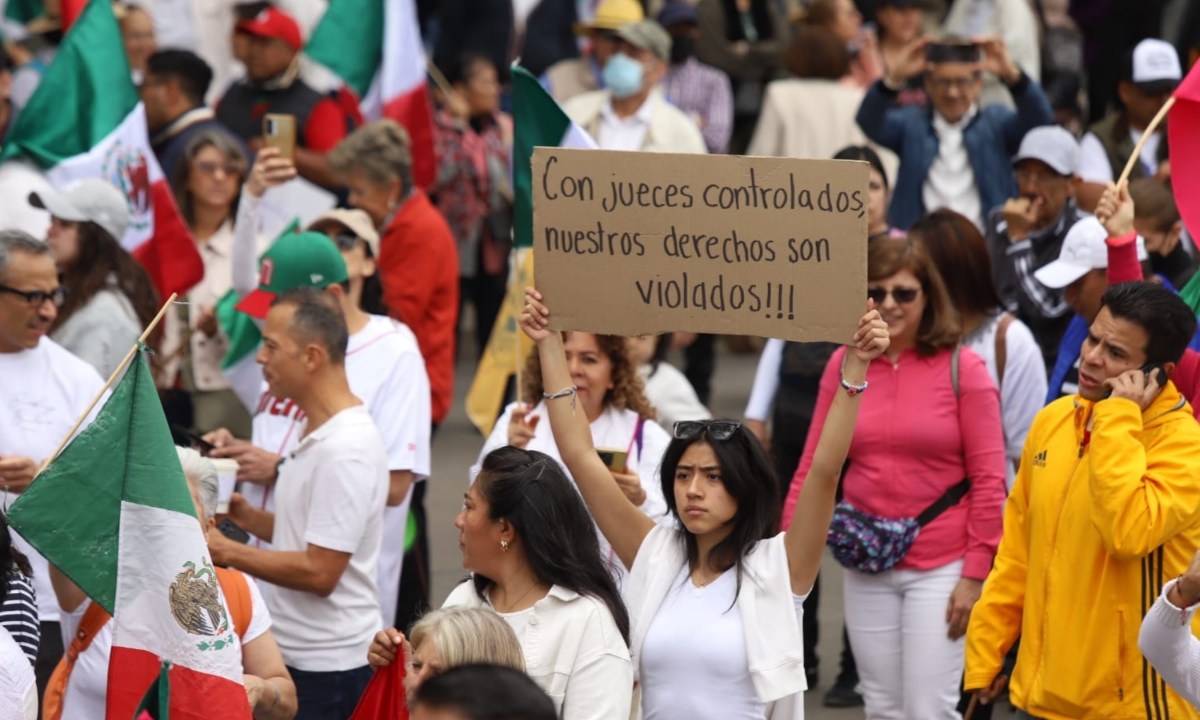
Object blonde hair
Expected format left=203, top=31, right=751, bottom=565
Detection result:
left=328, top=119, right=413, bottom=191
left=409, top=607, right=525, bottom=671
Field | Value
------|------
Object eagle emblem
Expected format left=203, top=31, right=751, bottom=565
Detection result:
left=168, top=558, right=234, bottom=652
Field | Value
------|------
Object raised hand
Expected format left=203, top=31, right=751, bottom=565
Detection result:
left=520, top=287, right=553, bottom=343
left=886, top=37, right=930, bottom=85
left=975, top=36, right=1021, bottom=84
left=1094, top=182, right=1134, bottom=239
left=851, top=301, right=889, bottom=362
left=246, top=147, right=297, bottom=198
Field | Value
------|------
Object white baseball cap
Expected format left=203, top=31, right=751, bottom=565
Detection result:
left=28, top=178, right=130, bottom=241
left=1013, top=126, right=1080, bottom=176
left=308, top=208, right=381, bottom=258
left=1034, top=217, right=1148, bottom=289
left=1129, top=39, right=1182, bottom=95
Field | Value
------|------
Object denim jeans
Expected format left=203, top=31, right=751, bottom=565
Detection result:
left=288, top=664, right=374, bottom=720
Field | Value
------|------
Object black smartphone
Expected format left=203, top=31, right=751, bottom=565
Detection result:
left=170, top=423, right=215, bottom=454
left=1144, top=363, right=1167, bottom=388
left=217, top=518, right=250, bottom=544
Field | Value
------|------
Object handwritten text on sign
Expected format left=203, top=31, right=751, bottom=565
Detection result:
left=532, top=148, right=868, bottom=343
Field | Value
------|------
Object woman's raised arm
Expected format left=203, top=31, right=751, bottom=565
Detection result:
left=784, top=304, right=888, bottom=596
left=521, top=289, right=654, bottom=570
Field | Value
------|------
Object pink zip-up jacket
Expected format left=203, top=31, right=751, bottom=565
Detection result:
left=782, top=345, right=1006, bottom=579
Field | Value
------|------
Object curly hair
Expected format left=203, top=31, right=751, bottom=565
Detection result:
left=520, top=332, right=656, bottom=420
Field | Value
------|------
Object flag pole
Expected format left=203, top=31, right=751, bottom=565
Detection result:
left=37, top=293, right=179, bottom=475
left=1116, top=96, right=1176, bottom=187
left=426, top=59, right=455, bottom=98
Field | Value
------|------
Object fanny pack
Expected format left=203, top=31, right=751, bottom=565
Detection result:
left=826, top=477, right=971, bottom=574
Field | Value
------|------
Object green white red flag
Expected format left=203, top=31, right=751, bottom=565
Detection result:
left=0, top=0, right=202, bottom=298
left=7, top=347, right=252, bottom=720
left=306, top=0, right=436, bottom=186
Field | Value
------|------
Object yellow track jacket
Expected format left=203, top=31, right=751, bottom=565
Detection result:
left=965, top=385, right=1200, bottom=720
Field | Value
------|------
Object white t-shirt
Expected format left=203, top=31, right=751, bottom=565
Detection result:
left=58, top=569, right=271, bottom=719
left=267, top=406, right=388, bottom=672
left=0, top=626, right=35, bottom=720
left=923, top=107, right=983, bottom=229
left=242, top=315, right=429, bottom=625
left=0, top=338, right=105, bottom=623
left=641, top=566, right=805, bottom=719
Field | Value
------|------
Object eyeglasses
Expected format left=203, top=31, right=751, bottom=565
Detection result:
left=928, top=75, right=981, bottom=92
left=867, top=286, right=921, bottom=305
left=673, top=420, right=742, bottom=441
left=334, top=232, right=361, bottom=251
left=194, top=160, right=243, bottom=177
left=0, top=284, right=66, bottom=308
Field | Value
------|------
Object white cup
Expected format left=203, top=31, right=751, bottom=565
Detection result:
left=210, top=458, right=238, bottom=515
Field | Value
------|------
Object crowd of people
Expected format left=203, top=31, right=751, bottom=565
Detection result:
left=1, top=0, right=1200, bottom=719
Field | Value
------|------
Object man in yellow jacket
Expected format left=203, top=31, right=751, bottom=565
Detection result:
left=966, top=281, right=1200, bottom=720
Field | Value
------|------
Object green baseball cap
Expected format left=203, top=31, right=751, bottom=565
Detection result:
left=235, top=231, right=349, bottom=319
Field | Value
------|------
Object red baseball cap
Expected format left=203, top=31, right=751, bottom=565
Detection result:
left=237, top=7, right=303, bottom=51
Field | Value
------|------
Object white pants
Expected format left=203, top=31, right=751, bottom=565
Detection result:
left=843, top=559, right=965, bottom=720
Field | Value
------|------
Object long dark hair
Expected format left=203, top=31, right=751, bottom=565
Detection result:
left=473, top=446, right=631, bottom=645
left=0, top=512, right=31, bottom=606
left=909, top=209, right=1003, bottom=318
left=54, top=221, right=161, bottom=350
left=658, top=422, right=779, bottom=599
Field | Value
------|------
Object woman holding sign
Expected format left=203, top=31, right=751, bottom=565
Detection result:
left=782, top=235, right=1006, bottom=719
left=521, top=286, right=890, bottom=719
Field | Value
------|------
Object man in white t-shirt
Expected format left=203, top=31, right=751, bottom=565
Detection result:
left=0, top=230, right=104, bottom=700
left=206, top=287, right=387, bottom=720
left=205, top=220, right=431, bottom=628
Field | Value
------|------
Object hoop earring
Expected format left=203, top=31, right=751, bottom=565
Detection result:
left=500, top=539, right=510, bottom=552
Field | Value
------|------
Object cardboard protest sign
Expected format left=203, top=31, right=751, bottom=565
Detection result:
left=532, top=148, right=868, bottom=344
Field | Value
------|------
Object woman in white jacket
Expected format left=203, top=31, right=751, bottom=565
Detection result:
left=522, top=287, right=889, bottom=719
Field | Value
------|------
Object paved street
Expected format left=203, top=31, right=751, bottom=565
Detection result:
left=426, top=340, right=1015, bottom=718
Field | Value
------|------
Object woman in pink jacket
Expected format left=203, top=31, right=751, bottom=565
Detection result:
left=782, top=234, right=1006, bottom=719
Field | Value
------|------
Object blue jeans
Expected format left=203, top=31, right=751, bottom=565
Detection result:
left=288, top=664, right=374, bottom=720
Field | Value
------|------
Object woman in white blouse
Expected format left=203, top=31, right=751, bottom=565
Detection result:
left=522, top=287, right=889, bottom=719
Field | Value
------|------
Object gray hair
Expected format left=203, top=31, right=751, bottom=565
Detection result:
left=0, top=229, right=51, bottom=276
left=273, top=286, right=349, bottom=364
left=176, top=446, right=219, bottom=521
left=328, top=119, right=413, bottom=193
left=409, top=607, right=525, bottom=671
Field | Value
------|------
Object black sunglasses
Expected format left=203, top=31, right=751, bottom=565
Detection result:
left=0, top=284, right=66, bottom=308
left=867, top=286, right=921, bottom=305
left=673, top=420, right=742, bottom=442
left=334, top=232, right=361, bottom=251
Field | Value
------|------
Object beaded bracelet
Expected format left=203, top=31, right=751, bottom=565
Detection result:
left=839, top=356, right=869, bottom=396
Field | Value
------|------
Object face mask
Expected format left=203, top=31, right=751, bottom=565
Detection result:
left=603, top=53, right=644, bottom=99
left=669, top=35, right=695, bottom=65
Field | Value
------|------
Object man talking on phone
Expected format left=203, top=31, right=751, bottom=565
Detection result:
left=964, top=280, right=1200, bottom=720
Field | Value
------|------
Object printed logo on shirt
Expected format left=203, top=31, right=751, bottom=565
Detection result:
left=1032, top=449, right=1048, bottom=468
left=254, top=391, right=306, bottom=422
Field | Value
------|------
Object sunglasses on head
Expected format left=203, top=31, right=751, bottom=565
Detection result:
left=673, top=420, right=742, bottom=442
left=867, top=286, right=921, bottom=305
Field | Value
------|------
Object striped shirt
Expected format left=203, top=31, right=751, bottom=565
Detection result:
left=1, top=571, right=39, bottom=667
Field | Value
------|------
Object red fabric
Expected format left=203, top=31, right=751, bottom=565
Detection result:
left=302, top=97, right=350, bottom=153
left=349, top=650, right=409, bottom=720
left=61, top=0, right=86, bottom=31
left=1105, top=231, right=1143, bottom=285
left=107, top=647, right=252, bottom=720
left=379, top=189, right=459, bottom=424
left=132, top=179, right=204, bottom=299
left=383, top=85, right=437, bottom=189
left=1172, top=348, right=1200, bottom=420
left=1169, top=62, right=1200, bottom=248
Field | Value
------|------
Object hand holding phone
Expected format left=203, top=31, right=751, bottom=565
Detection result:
left=263, top=113, right=296, bottom=161
left=1103, top=363, right=1168, bottom=408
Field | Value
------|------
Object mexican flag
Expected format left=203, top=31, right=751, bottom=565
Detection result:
left=306, top=0, right=436, bottom=187
left=7, top=346, right=252, bottom=720
left=465, top=66, right=595, bottom=434
left=1171, top=61, right=1200, bottom=314
left=0, top=0, right=202, bottom=299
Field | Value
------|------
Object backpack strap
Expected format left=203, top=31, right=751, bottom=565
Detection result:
left=951, top=344, right=961, bottom=399
left=216, top=566, right=253, bottom=640
left=915, top=477, right=972, bottom=527
left=994, top=313, right=1014, bottom=389
left=42, top=602, right=112, bottom=720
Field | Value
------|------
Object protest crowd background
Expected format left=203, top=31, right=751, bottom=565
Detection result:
left=2, top=0, right=1200, bottom=718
